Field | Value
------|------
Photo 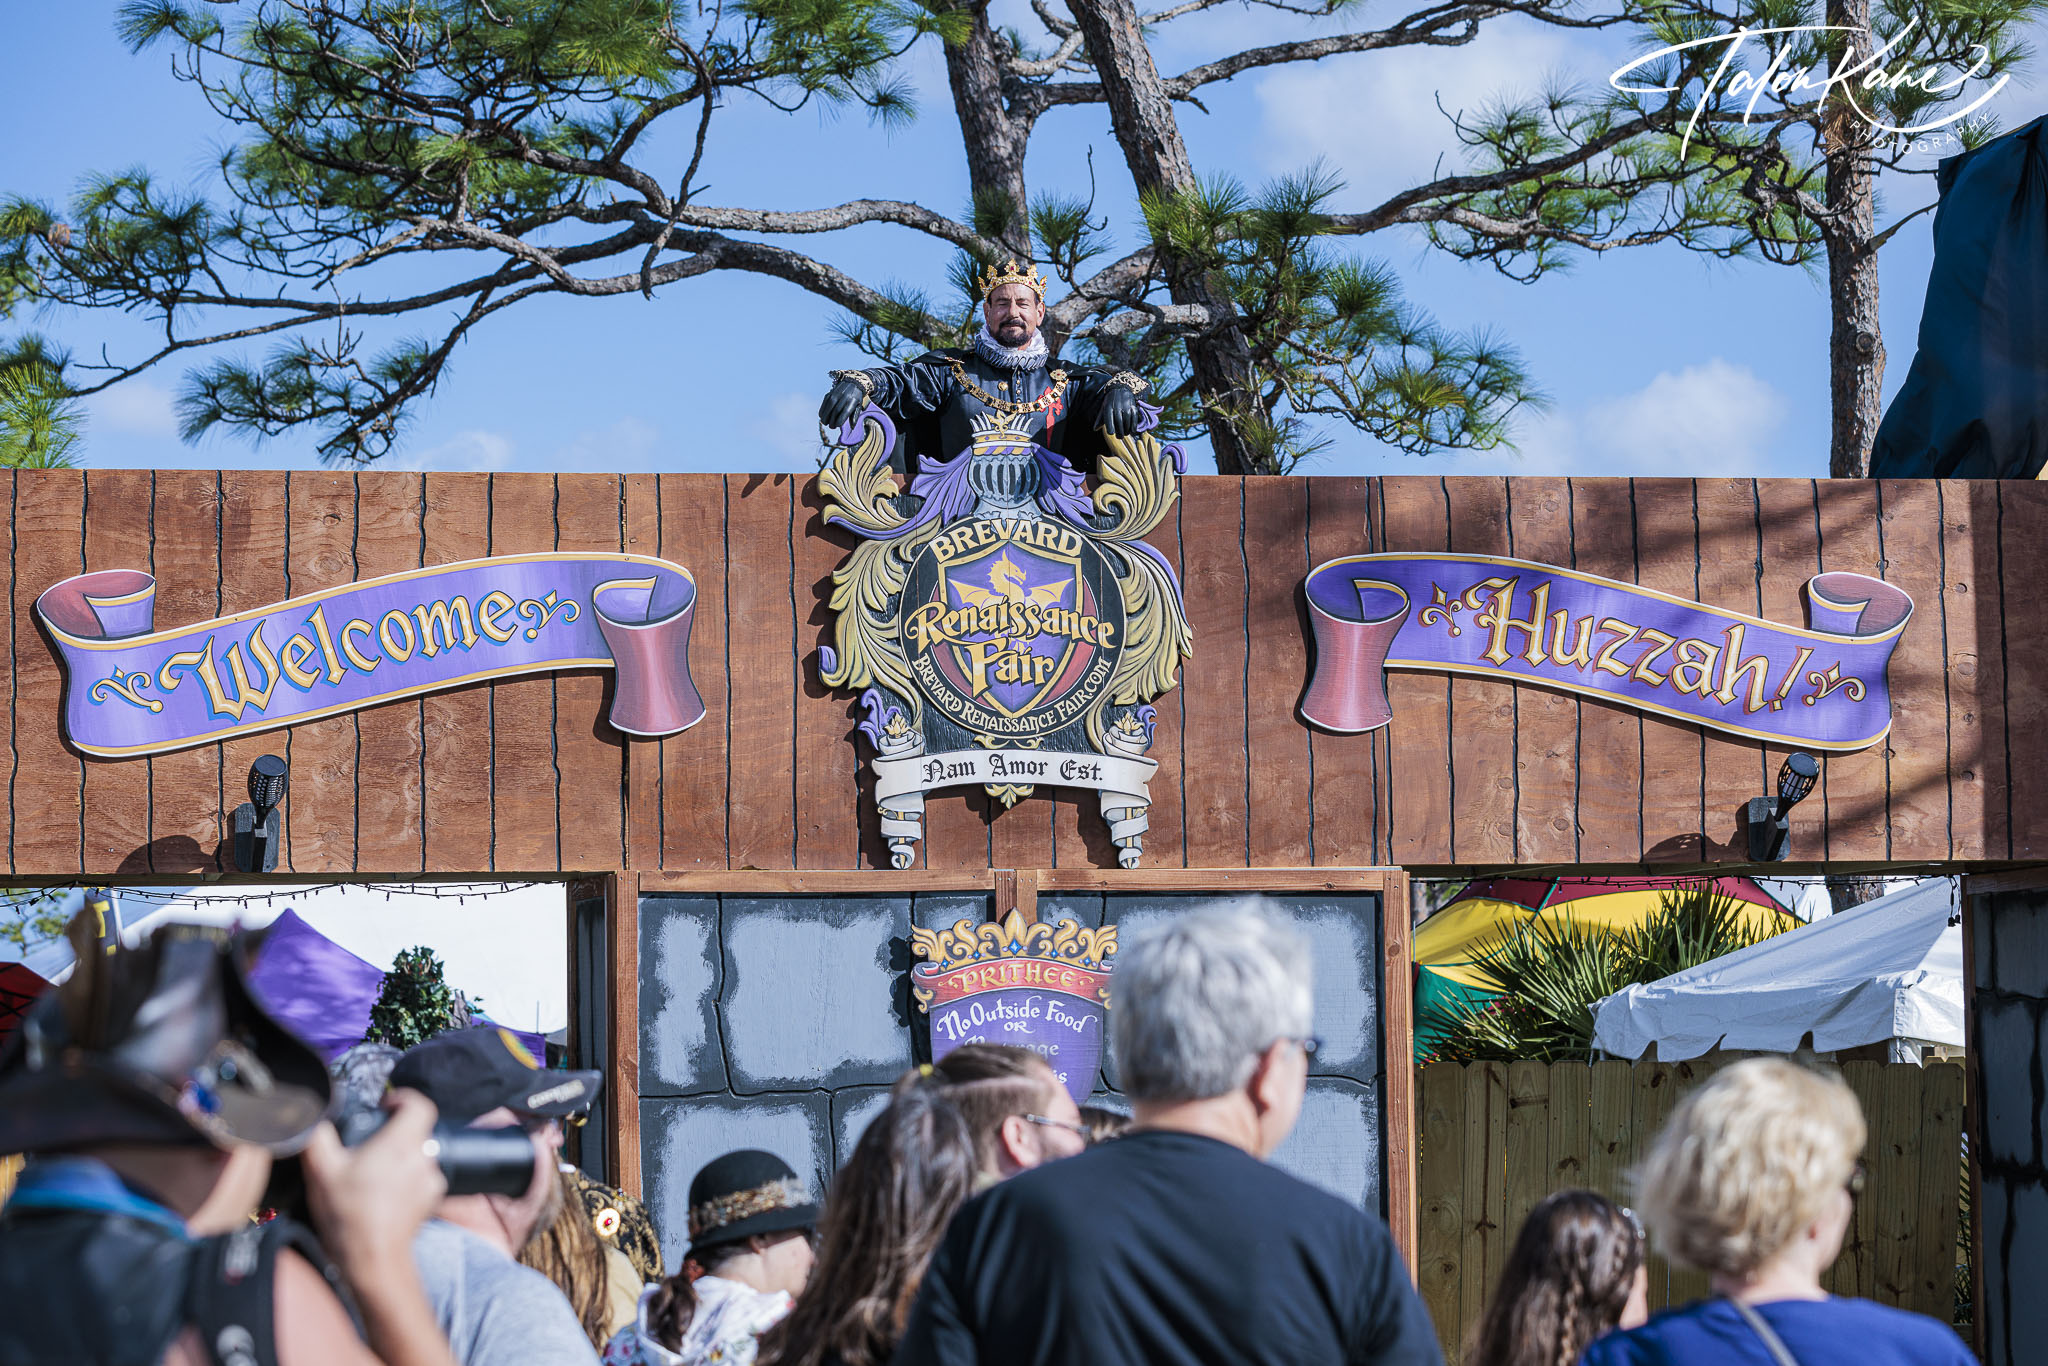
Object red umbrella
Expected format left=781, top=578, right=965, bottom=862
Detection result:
left=0, top=961, right=50, bottom=1049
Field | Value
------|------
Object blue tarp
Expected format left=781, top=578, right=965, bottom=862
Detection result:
left=1872, top=115, right=2048, bottom=478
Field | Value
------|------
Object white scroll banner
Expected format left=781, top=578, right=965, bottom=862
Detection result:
left=874, top=747, right=1158, bottom=806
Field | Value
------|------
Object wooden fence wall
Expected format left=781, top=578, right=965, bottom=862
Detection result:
left=1415, top=1060, right=1967, bottom=1364
left=3, top=471, right=2037, bottom=876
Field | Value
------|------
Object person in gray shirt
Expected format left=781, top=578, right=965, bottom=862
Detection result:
left=338, top=1030, right=608, bottom=1365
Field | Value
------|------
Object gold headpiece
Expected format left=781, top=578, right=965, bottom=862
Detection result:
left=976, top=258, right=1048, bottom=302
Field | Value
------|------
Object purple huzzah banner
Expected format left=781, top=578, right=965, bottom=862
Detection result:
left=1300, top=554, right=1914, bottom=751
left=36, top=554, right=704, bottom=758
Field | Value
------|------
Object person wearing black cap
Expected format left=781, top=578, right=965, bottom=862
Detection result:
left=383, top=1027, right=608, bottom=1366
left=602, top=1150, right=819, bottom=1366
left=0, top=916, right=461, bottom=1366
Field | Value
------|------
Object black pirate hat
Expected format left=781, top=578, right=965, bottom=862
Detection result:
left=0, top=913, right=332, bottom=1156
left=685, top=1150, right=819, bottom=1255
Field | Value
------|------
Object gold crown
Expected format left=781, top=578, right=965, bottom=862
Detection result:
left=976, top=258, right=1048, bottom=301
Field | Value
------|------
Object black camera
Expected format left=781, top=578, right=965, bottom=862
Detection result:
left=337, top=1107, right=539, bottom=1198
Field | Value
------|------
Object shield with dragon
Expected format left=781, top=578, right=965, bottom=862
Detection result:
left=815, top=410, right=1192, bottom=868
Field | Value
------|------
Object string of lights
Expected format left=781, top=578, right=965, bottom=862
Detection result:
left=6, top=881, right=551, bottom=909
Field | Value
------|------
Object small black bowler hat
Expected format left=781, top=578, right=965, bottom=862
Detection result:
left=389, top=1026, right=602, bottom=1125
left=685, top=1149, right=819, bottom=1254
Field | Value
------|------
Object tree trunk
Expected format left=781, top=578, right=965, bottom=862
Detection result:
left=1824, top=0, right=1885, bottom=479
left=1064, top=0, right=1263, bottom=474
left=1826, top=873, right=1889, bottom=914
left=939, top=2, right=1033, bottom=262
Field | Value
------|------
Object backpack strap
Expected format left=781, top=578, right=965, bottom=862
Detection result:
left=1724, top=1296, right=1804, bottom=1366
left=184, top=1216, right=364, bottom=1366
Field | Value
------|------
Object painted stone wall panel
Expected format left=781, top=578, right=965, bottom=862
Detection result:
left=718, top=896, right=914, bottom=1092
left=640, top=1093, right=831, bottom=1268
left=637, top=895, right=727, bottom=1097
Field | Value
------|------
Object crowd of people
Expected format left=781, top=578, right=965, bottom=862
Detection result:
left=0, top=902, right=1981, bottom=1366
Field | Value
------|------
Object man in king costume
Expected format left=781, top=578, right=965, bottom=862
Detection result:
left=817, top=260, right=1149, bottom=475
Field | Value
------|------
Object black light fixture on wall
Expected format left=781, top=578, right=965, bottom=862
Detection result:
left=231, top=755, right=289, bottom=872
left=1745, top=752, right=1819, bottom=862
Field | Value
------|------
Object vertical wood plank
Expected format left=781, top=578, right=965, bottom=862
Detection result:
left=1244, top=477, right=1313, bottom=866
left=993, top=793, right=1055, bottom=872
left=419, top=473, right=493, bottom=873
left=0, top=472, right=11, bottom=873
left=555, top=474, right=627, bottom=872
left=78, top=469, right=153, bottom=873
left=724, top=475, right=796, bottom=870
left=1548, top=1060, right=1590, bottom=1193
left=488, top=473, right=561, bottom=872
left=794, top=480, right=860, bottom=869
left=1631, top=1064, right=1677, bottom=1310
left=1631, top=482, right=1704, bottom=863
left=1383, top=872, right=1418, bottom=1273
left=1417, top=1064, right=1466, bottom=1366
left=1878, top=480, right=1951, bottom=862
left=1569, top=479, right=1643, bottom=862
left=1460, top=1062, right=1508, bottom=1337
left=1444, top=479, right=1515, bottom=865
left=1052, top=770, right=1113, bottom=868
left=217, top=472, right=290, bottom=873
left=13, top=472, right=85, bottom=874
left=1307, top=478, right=1377, bottom=865
left=1178, top=477, right=1250, bottom=868
left=1692, top=478, right=1763, bottom=859
left=623, top=474, right=662, bottom=870
left=1837, top=1061, right=1883, bottom=1296
left=1506, top=478, right=1578, bottom=864
left=1943, top=483, right=2004, bottom=860
left=1586, top=1060, right=1633, bottom=1203
left=1503, top=1059, right=1551, bottom=1254
left=659, top=475, right=729, bottom=869
left=1815, top=481, right=1890, bottom=861
left=146, top=471, right=225, bottom=875
left=351, top=472, right=424, bottom=873
left=1917, top=1063, right=1966, bottom=1321
left=282, top=473, right=357, bottom=874
left=1380, top=478, right=1452, bottom=866
left=1999, top=484, right=2048, bottom=856
left=1872, top=1060, right=1923, bottom=1308
left=608, top=874, right=642, bottom=1198
left=1755, top=481, right=1828, bottom=862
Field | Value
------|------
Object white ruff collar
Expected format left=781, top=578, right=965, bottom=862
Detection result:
left=974, top=324, right=1049, bottom=371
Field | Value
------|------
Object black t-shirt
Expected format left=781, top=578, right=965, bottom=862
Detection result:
left=890, top=1129, right=1444, bottom=1366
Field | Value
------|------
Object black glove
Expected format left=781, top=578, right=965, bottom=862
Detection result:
left=1098, top=384, right=1143, bottom=437
left=819, top=377, right=869, bottom=431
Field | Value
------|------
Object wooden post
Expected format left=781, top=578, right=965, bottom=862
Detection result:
left=1382, top=869, right=1420, bottom=1276
left=606, top=871, right=642, bottom=1199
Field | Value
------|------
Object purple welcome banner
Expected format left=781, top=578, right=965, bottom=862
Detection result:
left=1301, top=554, right=1913, bottom=751
left=36, top=554, right=704, bottom=758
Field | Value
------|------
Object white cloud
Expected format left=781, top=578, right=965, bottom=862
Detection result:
left=84, top=380, right=180, bottom=438
left=1254, top=23, right=1592, bottom=208
left=1481, top=358, right=1792, bottom=476
left=747, top=392, right=832, bottom=473
left=382, top=429, right=518, bottom=472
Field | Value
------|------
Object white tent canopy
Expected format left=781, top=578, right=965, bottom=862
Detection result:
left=1591, top=878, right=1964, bottom=1064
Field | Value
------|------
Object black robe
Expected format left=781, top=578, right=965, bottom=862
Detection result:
left=847, top=346, right=1131, bottom=478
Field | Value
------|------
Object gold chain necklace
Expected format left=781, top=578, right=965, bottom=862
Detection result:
left=948, top=360, right=1069, bottom=417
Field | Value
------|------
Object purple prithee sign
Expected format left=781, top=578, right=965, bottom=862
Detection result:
left=36, top=554, right=704, bottom=757
left=909, top=910, right=1117, bottom=1104
left=1300, top=554, right=1913, bottom=751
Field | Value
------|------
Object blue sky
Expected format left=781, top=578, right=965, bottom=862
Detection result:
left=4, top=4, right=2041, bottom=478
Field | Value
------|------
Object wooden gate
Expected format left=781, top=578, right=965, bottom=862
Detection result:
left=1414, top=1060, right=1966, bottom=1364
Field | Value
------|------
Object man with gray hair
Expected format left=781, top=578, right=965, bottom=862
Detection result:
left=892, top=902, right=1441, bottom=1366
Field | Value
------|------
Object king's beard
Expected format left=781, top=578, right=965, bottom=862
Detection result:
left=975, top=323, right=1048, bottom=371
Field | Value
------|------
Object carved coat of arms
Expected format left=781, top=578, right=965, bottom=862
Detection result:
left=815, top=409, right=1192, bottom=868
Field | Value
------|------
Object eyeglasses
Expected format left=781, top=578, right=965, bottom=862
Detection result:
left=1023, top=1113, right=1089, bottom=1139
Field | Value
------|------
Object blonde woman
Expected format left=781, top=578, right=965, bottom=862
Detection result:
left=1580, top=1058, right=1973, bottom=1365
